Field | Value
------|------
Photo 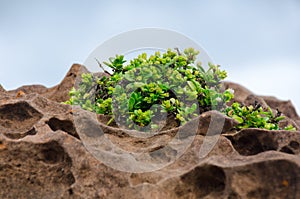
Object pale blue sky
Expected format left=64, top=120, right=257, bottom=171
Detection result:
left=1, top=0, right=299, bottom=112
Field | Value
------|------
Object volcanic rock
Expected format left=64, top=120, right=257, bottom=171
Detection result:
left=0, top=65, right=299, bottom=198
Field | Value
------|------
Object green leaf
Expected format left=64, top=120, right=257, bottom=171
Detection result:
left=128, top=97, right=135, bottom=111
left=275, top=116, right=285, bottom=122
left=284, top=124, right=296, bottom=131
left=134, top=82, right=145, bottom=88
left=187, top=81, right=196, bottom=91
left=232, top=115, right=244, bottom=124
left=124, top=73, right=135, bottom=81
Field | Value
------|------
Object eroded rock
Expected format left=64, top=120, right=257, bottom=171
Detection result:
left=0, top=101, right=43, bottom=139
left=0, top=65, right=299, bottom=198
left=226, top=128, right=300, bottom=156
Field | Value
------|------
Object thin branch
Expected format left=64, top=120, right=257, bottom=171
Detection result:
left=174, top=47, right=181, bottom=55
left=95, top=58, right=112, bottom=75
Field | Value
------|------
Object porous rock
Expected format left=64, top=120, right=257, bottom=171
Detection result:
left=0, top=65, right=299, bottom=198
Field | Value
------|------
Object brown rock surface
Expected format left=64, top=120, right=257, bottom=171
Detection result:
left=6, top=64, right=88, bottom=103
left=0, top=65, right=300, bottom=198
left=0, top=84, right=6, bottom=93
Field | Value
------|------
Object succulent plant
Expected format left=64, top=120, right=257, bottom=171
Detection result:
left=225, top=101, right=296, bottom=131
left=65, top=48, right=233, bottom=130
left=65, top=47, right=296, bottom=132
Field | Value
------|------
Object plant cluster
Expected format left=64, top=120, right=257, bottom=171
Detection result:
left=225, top=101, right=296, bottom=131
left=66, top=73, right=96, bottom=112
left=65, top=47, right=296, bottom=132
left=66, top=48, right=233, bottom=130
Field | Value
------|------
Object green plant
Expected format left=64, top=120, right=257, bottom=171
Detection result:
left=65, top=47, right=296, bottom=132
left=64, top=73, right=95, bottom=112
left=65, top=48, right=233, bottom=130
left=225, top=101, right=296, bottom=131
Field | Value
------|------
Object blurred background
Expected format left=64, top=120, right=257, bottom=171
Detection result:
left=0, top=0, right=299, bottom=112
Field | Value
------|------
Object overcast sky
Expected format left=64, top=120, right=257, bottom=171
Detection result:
left=0, top=0, right=299, bottom=112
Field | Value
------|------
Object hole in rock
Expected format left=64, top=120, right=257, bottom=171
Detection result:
left=4, top=127, right=37, bottom=139
left=177, top=165, right=226, bottom=198
left=68, top=188, right=74, bottom=195
left=231, top=160, right=299, bottom=199
left=0, top=140, right=75, bottom=198
left=289, top=141, right=299, bottom=150
left=0, top=102, right=42, bottom=130
left=46, top=118, right=79, bottom=139
left=227, top=133, right=278, bottom=156
left=39, top=141, right=72, bottom=165
left=280, top=146, right=294, bottom=154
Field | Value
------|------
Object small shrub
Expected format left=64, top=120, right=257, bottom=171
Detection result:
left=65, top=48, right=233, bottom=130
left=65, top=48, right=296, bottom=132
left=225, top=101, right=296, bottom=131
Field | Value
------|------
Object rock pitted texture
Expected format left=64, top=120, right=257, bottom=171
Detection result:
left=0, top=64, right=300, bottom=198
